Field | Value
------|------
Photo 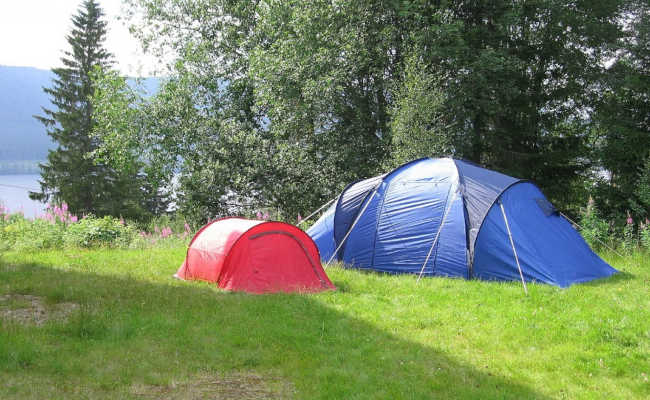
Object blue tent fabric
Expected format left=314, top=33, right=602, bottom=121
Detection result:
left=308, top=202, right=337, bottom=261
left=472, top=183, right=617, bottom=287
left=333, top=174, right=384, bottom=258
left=453, top=159, right=521, bottom=262
left=306, top=157, right=617, bottom=287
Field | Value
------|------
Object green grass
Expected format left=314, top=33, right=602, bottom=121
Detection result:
left=0, top=248, right=648, bottom=399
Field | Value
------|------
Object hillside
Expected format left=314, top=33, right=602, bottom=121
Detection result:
left=0, top=66, right=54, bottom=163
left=0, top=65, right=159, bottom=172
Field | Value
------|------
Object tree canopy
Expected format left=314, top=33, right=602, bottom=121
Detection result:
left=32, top=0, right=152, bottom=219
left=88, top=0, right=647, bottom=224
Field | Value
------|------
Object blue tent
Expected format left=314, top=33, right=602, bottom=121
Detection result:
left=307, top=158, right=617, bottom=287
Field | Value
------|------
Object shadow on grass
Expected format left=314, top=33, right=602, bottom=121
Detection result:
left=0, top=260, right=550, bottom=399
left=580, top=270, right=635, bottom=287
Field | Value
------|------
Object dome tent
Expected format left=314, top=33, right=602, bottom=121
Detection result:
left=176, top=218, right=335, bottom=293
left=307, top=158, right=617, bottom=288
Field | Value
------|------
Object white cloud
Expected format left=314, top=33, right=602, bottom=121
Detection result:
left=0, top=0, right=160, bottom=76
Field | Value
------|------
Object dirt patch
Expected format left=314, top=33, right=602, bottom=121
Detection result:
left=0, top=294, right=79, bottom=326
left=131, top=372, right=294, bottom=400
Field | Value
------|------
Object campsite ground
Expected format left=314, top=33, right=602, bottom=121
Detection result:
left=0, top=248, right=648, bottom=399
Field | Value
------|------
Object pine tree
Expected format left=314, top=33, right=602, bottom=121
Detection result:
left=31, top=0, right=144, bottom=218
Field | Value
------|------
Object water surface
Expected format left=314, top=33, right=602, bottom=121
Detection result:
left=0, top=174, right=45, bottom=218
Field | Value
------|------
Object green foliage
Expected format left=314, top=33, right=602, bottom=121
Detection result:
left=640, top=220, right=650, bottom=249
left=0, top=207, right=191, bottom=251
left=116, top=0, right=636, bottom=222
left=1, top=216, right=65, bottom=251
left=30, top=1, right=150, bottom=221
left=593, top=2, right=650, bottom=221
left=637, top=156, right=650, bottom=211
left=90, top=68, right=171, bottom=218
left=62, top=216, right=136, bottom=248
left=388, top=54, right=451, bottom=168
left=579, top=200, right=611, bottom=250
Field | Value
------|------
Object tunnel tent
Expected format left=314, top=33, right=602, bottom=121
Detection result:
left=307, top=157, right=618, bottom=288
left=175, top=217, right=335, bottom=293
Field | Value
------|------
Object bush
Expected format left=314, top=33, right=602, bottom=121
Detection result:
left=63, top=216, right=137, bottom=248
left=2, top=215, right=65, bottom=251
left=640, top=219, right=650, bottom=250
left=0, top=203, right=194, bottom=251
left=579, top=199, right=611, bottom=249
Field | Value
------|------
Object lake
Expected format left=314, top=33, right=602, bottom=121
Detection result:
left=0, top=174, right=46, bottom=218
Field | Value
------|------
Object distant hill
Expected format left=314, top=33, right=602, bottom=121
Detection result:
left=0, top=65, right=159, bottom=172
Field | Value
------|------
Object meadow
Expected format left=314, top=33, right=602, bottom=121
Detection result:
left=0, top=247, right=647, bottom=399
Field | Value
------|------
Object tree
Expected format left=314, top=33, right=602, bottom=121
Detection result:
left=593, top=1, right=650, bottom=221
left=31, top=0, right=145, bottom=219
left=119, top=0, right=632, bottom=221
left=388, top=53, right=452, bottom=168
left=90, top=68, right=171, bottom=217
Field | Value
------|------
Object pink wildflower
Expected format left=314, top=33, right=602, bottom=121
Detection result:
left=184, top=222, right=191, bottom=232
left=297, top=214, right=302, bottom=223
left=61, top=203, right=68, bottom=212
left=256, top=211, right=263, bottom=219
left=263, top=212, right=269, bottom=220
left=70, top=215, right=78, bottom=223
left=627, top=217, right=633, bottom=225
left=161, top=227, right=172, bottom=238
left=119, top=217, right=125, bottom=226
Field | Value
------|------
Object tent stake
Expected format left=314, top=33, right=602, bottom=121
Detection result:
left=499, top=202, right=528, bottom=295
left=417, top=189, right=458, bottom=282
left=297, top=197, right=337, bottom=227
left=559, top=212, right=624, bottom=258
left=325, top=190, right=378, bottom=268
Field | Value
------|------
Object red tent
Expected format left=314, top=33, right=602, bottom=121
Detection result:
left=175, top=217, right=335, bottom=293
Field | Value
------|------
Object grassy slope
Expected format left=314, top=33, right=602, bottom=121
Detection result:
left=0, top=248, right=648, bottom=399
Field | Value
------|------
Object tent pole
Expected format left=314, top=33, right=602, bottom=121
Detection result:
left=417, top=189, right=458, bottom=282
left=325, top=190, right=378, bottom=268
left=499, top=201, right=528, bottom=295
left=297, top=197, right=337, bottom=227
left=559, top=212, right=624, bottom=258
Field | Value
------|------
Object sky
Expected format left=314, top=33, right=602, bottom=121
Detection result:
left=0, top=0, right=160, bottom=76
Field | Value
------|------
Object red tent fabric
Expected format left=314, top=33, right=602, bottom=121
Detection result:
left=175, top=217, right=335, bottom=293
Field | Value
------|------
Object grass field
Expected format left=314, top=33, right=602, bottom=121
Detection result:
left=0, top=248, right=648, bottom=399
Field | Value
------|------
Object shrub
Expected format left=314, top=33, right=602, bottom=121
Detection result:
left=621, top=213, right=639, bottom=251
left=579, top=199, right=611, bottom=249
left=2, top=215, right=65, bottom=251
left=640, top=219, right=650, bottom=250
left=63, top=216, right=137, bottom=248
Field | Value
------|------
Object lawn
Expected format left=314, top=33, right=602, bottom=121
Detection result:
left=0, top=248, right=648, bottom=399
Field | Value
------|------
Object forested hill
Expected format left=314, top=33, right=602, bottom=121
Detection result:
left=0, top=65, right=159, bottom=172
left=0, top=66, right=53, bottom=163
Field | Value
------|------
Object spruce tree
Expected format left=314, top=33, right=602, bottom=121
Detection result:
left=31, top=0, right=144, bottom=218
